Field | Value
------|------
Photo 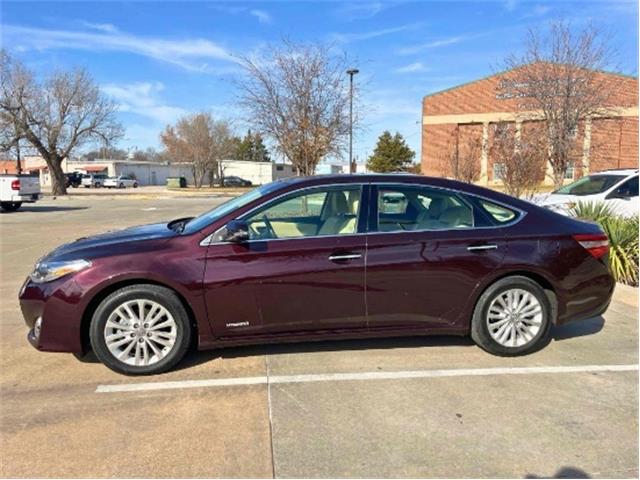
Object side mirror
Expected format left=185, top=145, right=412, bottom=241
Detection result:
left=223, top=220, right=250, bottom=243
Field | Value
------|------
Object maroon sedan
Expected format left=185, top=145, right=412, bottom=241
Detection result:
left=19, top=175, right=614, bottom=375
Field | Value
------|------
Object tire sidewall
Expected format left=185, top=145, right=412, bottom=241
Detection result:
left=471, top=276, right=552, bottom=356
left=90, top=285, right=192, bottom=375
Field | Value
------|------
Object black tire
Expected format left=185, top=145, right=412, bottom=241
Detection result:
left=133, top=182, right=138, bottom=188
left=95, top=183, right=101, bottom=188
left=90, top=284, right=192, bottom=375
left=470, top=276, right=552, bottom=356
left=119, top=183, right=124, bottom=189
left=0, top=201, right=22, bottom=212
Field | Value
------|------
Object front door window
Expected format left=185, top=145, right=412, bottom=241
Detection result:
left=244, top=186, right=362, bottom=240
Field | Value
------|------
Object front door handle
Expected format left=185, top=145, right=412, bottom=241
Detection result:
left=467, top=244, right=498, bottom=252
left=328, top=253, right=362, bottom=261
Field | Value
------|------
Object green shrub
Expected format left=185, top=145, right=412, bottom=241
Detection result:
left=571, top=201, right=639, bottom=286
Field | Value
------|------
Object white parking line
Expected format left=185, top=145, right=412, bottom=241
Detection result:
left=95, top=363, right=638, bottom=393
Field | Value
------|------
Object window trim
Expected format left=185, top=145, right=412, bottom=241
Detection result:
left=367, top=182, right=526, bottom=234
left=202, top=183, right=369, bottom=245
left=200, top=181, right=527, bottom=246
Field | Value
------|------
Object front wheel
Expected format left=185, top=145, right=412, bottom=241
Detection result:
left=90, top=285, right=192, bottom=375
left=133, top=182, right=138, bottom=188
left=471, top=276, right=552, bottom=356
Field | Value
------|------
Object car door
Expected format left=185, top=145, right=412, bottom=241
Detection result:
left=202, top=184, right=368, bottom=337
left=606, top=176, right=639, bottom=217
left=365, top=183, right=509, bottom=330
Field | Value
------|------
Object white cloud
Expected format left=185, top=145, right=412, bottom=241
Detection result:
left=249, top=9, right=272, bottom=24
left=398, top=35, right=467, bottom=55
left=80, top=21, right=118, bottom=33
left=395, top=62, right=428, bottom=74
left=330, top=23, right=419, bottom=43
left=102, top=82, right=187, bottom=124
left=335, top=2, right=385, bottom=20
left=2, top=24, right=236, bottom=73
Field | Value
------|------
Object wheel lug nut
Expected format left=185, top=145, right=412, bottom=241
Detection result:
left=138, top=338, right=144, bottom=343
left=143, top=323, right=149, bottom=328
left=147, top=332, right=152, bottom=337
left=130, top=333, right=135, bottom=338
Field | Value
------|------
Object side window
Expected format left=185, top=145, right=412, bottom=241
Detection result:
left=612, top=177, right=639, bottom=198
left=244, top=186, right=361, bottom=240
left=479, top=200, right=519, bottom=224
left=376, top=185, right=473, bottom=232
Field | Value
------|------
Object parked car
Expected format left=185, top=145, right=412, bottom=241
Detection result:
left=104, top=175, right=138, bottom=189
left=0, top=174, right=42, bottom=212
left=222, top=176, right=252, bottom=187
left=81, top=174, right=108, bottom=188
left=20, top=174, right=614, bottom=375
left=531, top=169, right=638, bottom=218
left=65, top=172, right=83, bottom=189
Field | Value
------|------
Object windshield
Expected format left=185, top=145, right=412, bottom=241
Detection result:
left=554, top=175, right=625, bottom=196
left=181, top=182, right=284, bottom=234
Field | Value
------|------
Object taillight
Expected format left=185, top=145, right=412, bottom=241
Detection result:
left=573, top=234, right=609, bottom=259
left=10, top=179, right=20, bottom=191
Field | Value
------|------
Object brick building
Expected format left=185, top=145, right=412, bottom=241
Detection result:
left=421, top=67, right=638, bottom=186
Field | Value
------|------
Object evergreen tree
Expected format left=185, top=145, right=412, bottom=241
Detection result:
left=366, top=131, right=415, bottom=173
left=234, top=130, right=271, bottom=162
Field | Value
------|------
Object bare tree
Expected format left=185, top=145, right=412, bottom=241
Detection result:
left=235, top=40, right=355, bottom=175
left=0, top=51, right=123, bottom=195
left=161, top=113, right=235, bottom=188
left=500, top=20, right=618, bottom=188
left=442, top=130, right=482, bottom=183
left=490, top=122, right=547, bottom=197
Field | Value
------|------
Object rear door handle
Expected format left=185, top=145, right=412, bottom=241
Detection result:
left=328, top=253, right=362, bottom=261
left=467, top=244, right=498, bottom=251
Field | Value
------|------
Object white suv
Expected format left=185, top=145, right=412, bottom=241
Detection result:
left=532, top=169, right=639, bottom=218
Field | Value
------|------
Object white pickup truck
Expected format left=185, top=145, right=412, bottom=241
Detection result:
left=0, top=174, right=42, bottom=212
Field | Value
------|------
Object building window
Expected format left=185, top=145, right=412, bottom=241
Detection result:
left=565, top=163, right=575, bottom=179
left=276, top=165, right=284, bottom=171
left=493, top=163, right=505, bottom=181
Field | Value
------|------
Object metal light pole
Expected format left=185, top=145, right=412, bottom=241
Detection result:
left=346, top=68, right=359, bottom=174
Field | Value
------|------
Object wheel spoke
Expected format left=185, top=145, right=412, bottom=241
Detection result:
left=487, top=288, right=544, bottom=349
left=104, top=298, right=178, bottom=367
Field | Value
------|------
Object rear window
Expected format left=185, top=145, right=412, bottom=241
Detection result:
left=554, top=174, right=625, bottom=196
left=480, top=200, right=519, bottom=224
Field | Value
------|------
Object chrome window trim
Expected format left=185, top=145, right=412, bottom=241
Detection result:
left=199, top=180, right=527, bottom=246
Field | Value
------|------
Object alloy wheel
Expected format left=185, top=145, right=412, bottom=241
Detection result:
left=486, top=288, right=543, bottom=348
left=103, top=299, right=178, bottom=366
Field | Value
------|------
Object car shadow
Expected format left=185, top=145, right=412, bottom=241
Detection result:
left=526, top=466, right=591, bottom=478
left=2, top=206, right=88, bottom=213
left=552, top=316, right=604, bottom=341
left=176, top=334, right=475, bottom=372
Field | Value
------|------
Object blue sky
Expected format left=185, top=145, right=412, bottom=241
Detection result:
left=2, top=0, right=638, bottom=166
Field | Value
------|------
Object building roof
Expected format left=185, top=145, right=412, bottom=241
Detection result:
left=423, top=64, right=639, bottom=101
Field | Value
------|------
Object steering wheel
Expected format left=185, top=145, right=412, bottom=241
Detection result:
left=262, top=214, right=277, bottom=239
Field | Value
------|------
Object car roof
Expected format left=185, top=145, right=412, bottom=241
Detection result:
left=592, top=168, right=638, bottom=176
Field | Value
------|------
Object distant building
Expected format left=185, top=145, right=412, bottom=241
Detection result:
left=421, top=67, right=638, bottom=186
left=220, top=160, right=294, bottom=185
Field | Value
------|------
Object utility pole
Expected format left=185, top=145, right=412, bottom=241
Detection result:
left=346, top=68, right=359, bottom=174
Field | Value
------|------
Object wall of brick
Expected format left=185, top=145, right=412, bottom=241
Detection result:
left=422, top=67, right=639, bottom=181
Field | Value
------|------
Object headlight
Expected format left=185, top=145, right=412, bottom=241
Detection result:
left=30, top=259, right=92, bottom=283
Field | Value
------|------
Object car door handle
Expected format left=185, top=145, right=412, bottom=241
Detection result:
left=467, top=244, right=498, bottom=251
left=328, top=253, right=362, bottom=261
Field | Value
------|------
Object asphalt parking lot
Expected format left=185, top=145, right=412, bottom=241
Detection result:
left=1, top=195, right=638, bottom=478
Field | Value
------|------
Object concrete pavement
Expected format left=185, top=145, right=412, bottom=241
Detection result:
left=1, top=197, right=637, bottom=478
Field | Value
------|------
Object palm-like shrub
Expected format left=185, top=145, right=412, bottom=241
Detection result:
left=571, top=201, right=639, bottom=286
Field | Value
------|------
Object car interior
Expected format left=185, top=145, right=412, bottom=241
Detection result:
left=246, top=187, right=361, bottom=239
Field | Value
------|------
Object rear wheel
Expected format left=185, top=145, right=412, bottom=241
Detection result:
left=133, top=182, right=138, bottom=188
left=119, top=183, right=124, bottom=188
left=471, top=276, right=552, bottom=356
left=0, top=201, right=22, bottom=212
left=90, top=285, right=192, bottom=375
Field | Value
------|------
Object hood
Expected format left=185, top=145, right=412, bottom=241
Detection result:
left=44, top=222, right=178, bottom=261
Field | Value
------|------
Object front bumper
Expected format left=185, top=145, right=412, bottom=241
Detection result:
left=19, top=276, right=85, bottom=354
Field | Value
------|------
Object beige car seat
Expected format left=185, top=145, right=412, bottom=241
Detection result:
left=318, top=191, right=357, bottom=235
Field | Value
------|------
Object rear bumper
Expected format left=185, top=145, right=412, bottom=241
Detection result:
left=11, top=193, right=41, bottom=202
left=556, top=272, right=615, bottom=325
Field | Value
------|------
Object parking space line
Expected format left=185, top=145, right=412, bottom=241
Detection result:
left=95, top=363, right=638, bottom=393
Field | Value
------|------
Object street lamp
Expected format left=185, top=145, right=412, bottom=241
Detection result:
left=346, top=68, right=359, bottom=174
